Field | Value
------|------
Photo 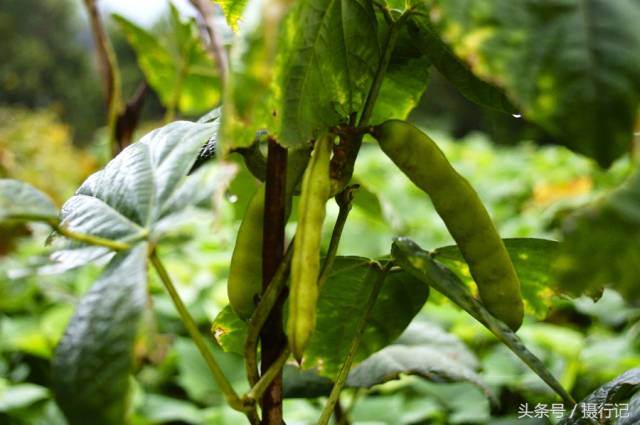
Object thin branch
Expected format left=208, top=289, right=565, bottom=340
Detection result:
left=246, top=348, right=290, bottom=403
left=82, top=0, right=122, bottom=157
left=54, top=224, right=131, bottom=251
left=245, top=245, right=294, bottom=386
left=315, top=263, right=392, bottom=425
left=188, top=0, right=229, bottom=84
left=318, top=185, right=358, bottom=288
left=149, top=251, right=256, bottom=418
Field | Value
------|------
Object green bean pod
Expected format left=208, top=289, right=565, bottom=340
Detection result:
left=288, top=134, right=333, bottom=362
left=372, top=120, right=524, bottom=331
left=227, top=147, right=311, bottom=320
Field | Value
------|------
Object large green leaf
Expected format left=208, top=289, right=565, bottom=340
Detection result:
left=51, top=244, right=148, bottom=425
left=211, top=304, right=248, bottom=355
left=113, top=5, right=220, bottom=115
left=301, top=256, right=429, bottom=378
left=221, top=0, right=282, bottom=153
left=559, top=368, right=640, bottom=424
left=405, top=14, right=515, bottom=114
left=391, top=237, right=574, bottom=405
left=52, top=120, right=220, bottom=269
left=347, top=321, right=495, bottom=404
left=278, top=0, right=381, bottom=145
left=425, top=0, right=640, bottom=167
left=0, top=179, right=57, bottom=223
left=555, top=170, right=640, bottom=301
left=433, top=238, right=560, bottom=318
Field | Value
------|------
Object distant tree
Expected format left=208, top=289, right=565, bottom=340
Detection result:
left=0, top=0, right=104, bottom=142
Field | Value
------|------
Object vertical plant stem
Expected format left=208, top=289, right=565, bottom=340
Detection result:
left=82, top=0, right=122, bottom=157
left=245, top=246, right=293, bottom=386
left=188, top=0, right=229, bottom=84
left=247, top=348, right=291, bottom=402
left=318, top=185, right=358, bottom=288
left=260, top=139, right=288, bottom=425
left=149, top=251, right=255, bottom=419
left=315, top=263, right=392, bottom=425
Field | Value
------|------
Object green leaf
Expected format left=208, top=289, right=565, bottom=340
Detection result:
left=0, top=382, right=49, bottom=412
left=391, top=237, right=574, bottom=405
left=221, top=0, right=281, bottom=153
left=559, top=368, right=640, bottom=425
left=0, top=179, right=57, bottom=223
left=405, top=14, right=515, bottom=114
left=278, top=0, right=381, bottom=145
left=211, top=305, right=247, bottom=355
left=426, top=0, right=640, bottom=167
left=555, top=170, right=640, bottom=301
left=301, top=256, right=429, bottom=378
left=370, top=22, right=432, bottom=124
left=216, top=0, right=248, bottom=31
left=52, top=244, right=148, bottom=425
left=54, top=120, right=219, bottom=267
left=433, top=238, right=560, bottom=318
left=347, top=321, right=495, bottom=405
left=113, top=7, right=220, bottom=115
left=137, top=394, right=202, bottom=424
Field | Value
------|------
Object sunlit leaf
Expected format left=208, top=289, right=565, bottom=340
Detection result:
left=113, top=6, right=220, bottom=116
left=52, top=120, right=220, bottom=269
left=434, top=238, right=560, bottom=318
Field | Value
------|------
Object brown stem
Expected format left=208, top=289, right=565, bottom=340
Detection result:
left=82, top=0, right=122, bottom=157
left=188, top=0, right=229, bottom=84
left=260, top=138, right=288, bottom=424
left=114, top=82, right=148, bottom=152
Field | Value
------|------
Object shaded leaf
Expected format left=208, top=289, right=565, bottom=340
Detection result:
left=278, top=0, right=381, bottom=145
left=301, top=256, right=429, bottom=378
left=426, top=0, right=640, bottom=167
left=0, top=179, right=57, bottom=223
left=391, top=237, right=574, bottom=405
left=559, top=368, right=640, bottom=424
left=370, top=22, right=432, bottom=124
left=555, top=170, right=640, bottom=302
left=52, top=244, right=148, bottom=425
left=406, top=14, right=515, bottom=114
left=113, top=7, right=220, bottom=115
left=283, top=365, right=333, bottom=399
left=434, top=238, right=560, bottom=318
left=347, top=321, right=495, bottom=404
